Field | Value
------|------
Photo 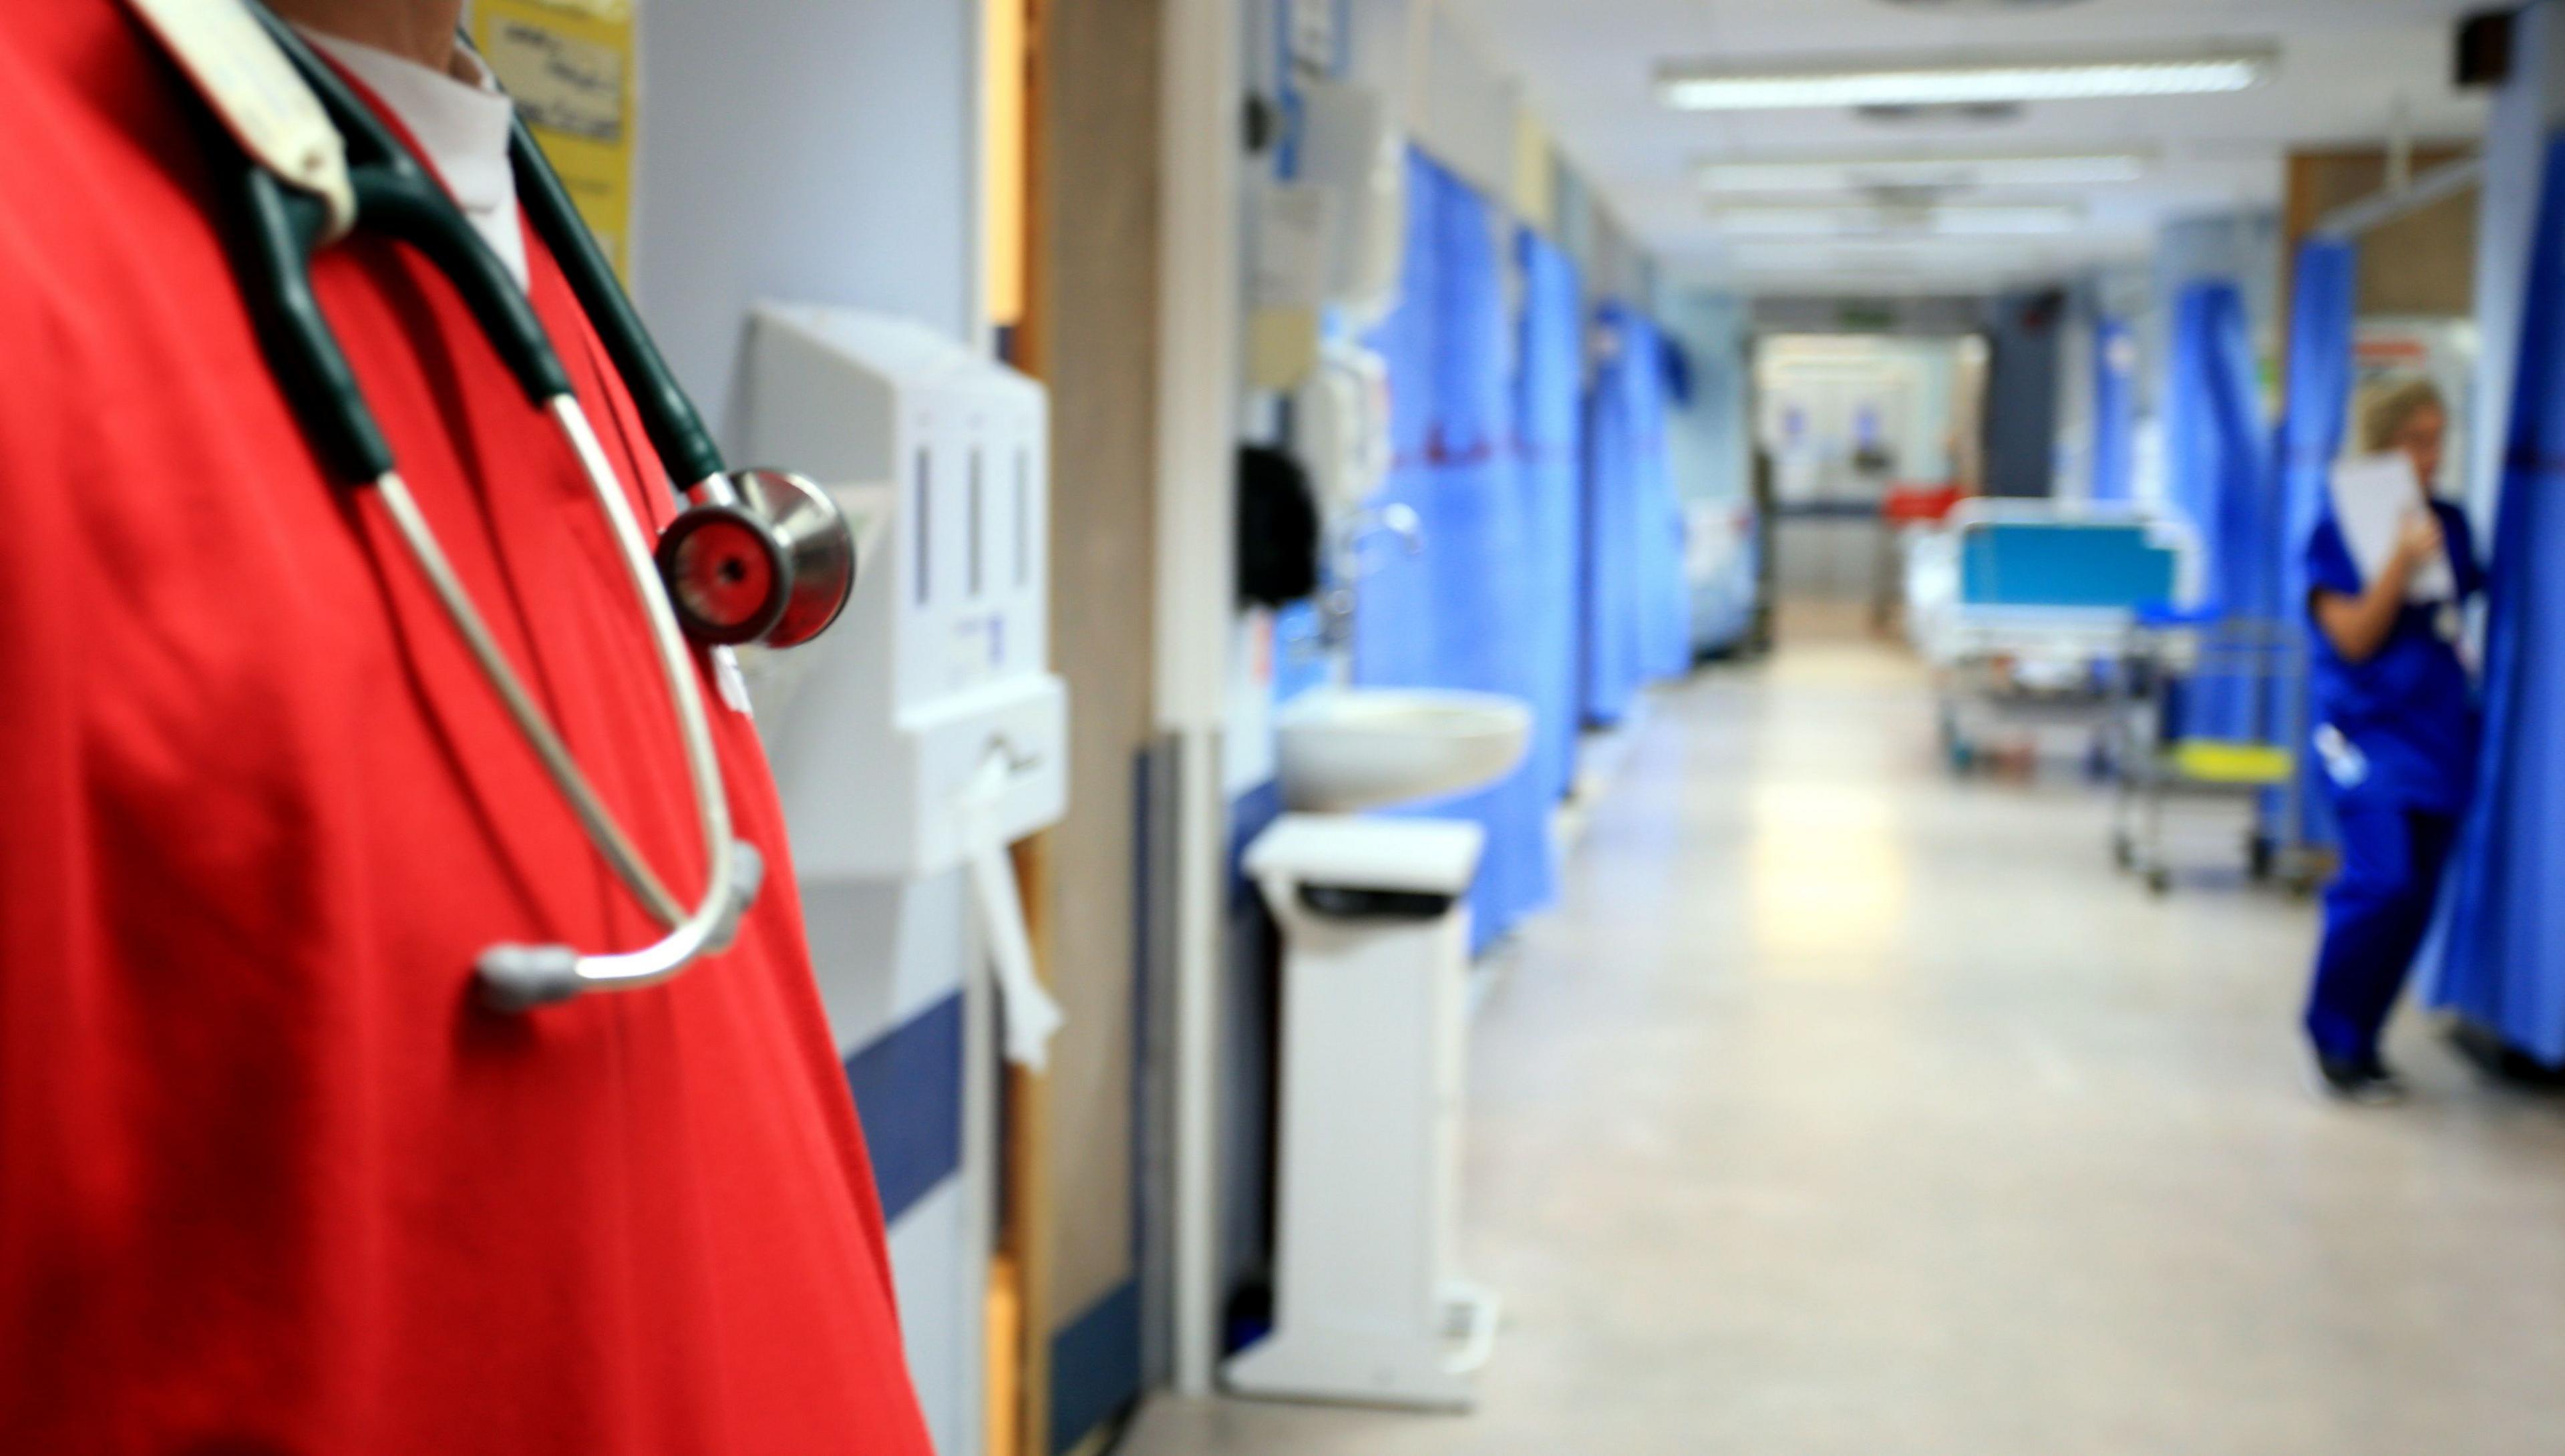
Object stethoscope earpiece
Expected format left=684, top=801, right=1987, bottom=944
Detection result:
left=657, top=470, right=854, bottom=651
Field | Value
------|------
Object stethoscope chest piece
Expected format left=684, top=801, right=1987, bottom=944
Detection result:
left=657, top=469, right=854, bottom=649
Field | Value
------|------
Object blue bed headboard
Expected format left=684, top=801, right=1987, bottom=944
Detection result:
left=1958, top=522, right=2180, bottom=610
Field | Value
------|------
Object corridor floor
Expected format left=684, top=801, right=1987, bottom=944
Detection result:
left=1120, top=636, right=2565, bottom=1456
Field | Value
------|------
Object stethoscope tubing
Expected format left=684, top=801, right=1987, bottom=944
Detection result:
left=368, top=461, right=686, bottom=928
left=233, top=7, right=754, bottom=1010
left=487, top=398, right=741, bottom=1003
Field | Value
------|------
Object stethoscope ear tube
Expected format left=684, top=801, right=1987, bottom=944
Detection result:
left=249, top=9, right=576, bottom=413
left=347, top=170, right=572, bottom=404
left=512, top=110, right=862, bottom=651
left=477, top=838, right=765, bottom=1012
left=508, top=114, right=728, bottom=492
left=234, top=168, right=395, bottom=484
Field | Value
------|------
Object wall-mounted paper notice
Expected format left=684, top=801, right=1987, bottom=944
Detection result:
left=962, top=754, right=1063, bottom=1071
left=2327, top=452, right=2455, bottom=602
left=474, top=0, right=637, bottom=277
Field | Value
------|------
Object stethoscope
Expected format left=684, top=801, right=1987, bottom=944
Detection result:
left=226, top=9, right=856, bottom=1012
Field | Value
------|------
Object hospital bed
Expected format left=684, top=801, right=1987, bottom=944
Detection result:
left=1905, top=502, right=2198, bottom=773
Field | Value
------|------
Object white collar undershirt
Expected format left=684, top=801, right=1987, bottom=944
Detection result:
left=299, top=29, right=530, bottom=290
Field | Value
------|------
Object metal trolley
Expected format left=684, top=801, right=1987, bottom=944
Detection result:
left=2109, top=616, right=2311, bottom=895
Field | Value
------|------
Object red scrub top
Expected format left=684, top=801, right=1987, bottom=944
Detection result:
left=0, top=7, right=933, bottom=1453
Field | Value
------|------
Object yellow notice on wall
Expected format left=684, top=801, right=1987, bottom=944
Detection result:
left=472, top=0, right=637, bottom=279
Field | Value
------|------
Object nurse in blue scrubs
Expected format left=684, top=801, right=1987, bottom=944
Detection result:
left=2301, top=379, right=2484, bottom=1103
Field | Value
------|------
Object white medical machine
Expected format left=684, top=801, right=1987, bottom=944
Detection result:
left=736, top=304, right=1067, bottom=1456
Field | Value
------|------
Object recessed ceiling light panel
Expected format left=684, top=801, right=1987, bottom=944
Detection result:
left=1701, top=151, right=2152, bottom=192
left=1707, top=203, right=2085, bottom=237
left=1875, top=0, right=2099, bottom=10
left=1659, top=45, right=2277, bottom=112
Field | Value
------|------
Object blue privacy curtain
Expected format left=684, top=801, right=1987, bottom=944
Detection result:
left=1349, top=150, right=1443, bottom=692
left=2164, top=280, right=2278, bottom=740
left=1582, top=302, right=1688, bottom=724
left=2091, top=317, right=2138, bottom=504
left=2431, top=134, right=2565, bottom=1065
left=1354, top=150, right=1555, bottom=948
left=1515, top=226, right=1585, bottom=803
left=2276, top=238, right=2359, bottom=850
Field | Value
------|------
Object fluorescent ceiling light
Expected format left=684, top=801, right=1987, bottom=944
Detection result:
left=1659, top=47, right=2275, bottom=111
left=1710, top=204, right=2083, bottom=237
left=1701, top=152, right=2152, bottom=192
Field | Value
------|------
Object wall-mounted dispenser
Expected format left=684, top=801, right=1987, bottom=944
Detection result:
left=1293, top=338, right=1393, bottom=515
left=1296, top=79, right=1406, bottom=325
left=741, top=304, right=1067, bottom=882
left=736, top=303, right=1067, bottom=1456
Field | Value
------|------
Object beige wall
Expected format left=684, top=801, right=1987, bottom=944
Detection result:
left=2284, top=148, right=2481, bottom=320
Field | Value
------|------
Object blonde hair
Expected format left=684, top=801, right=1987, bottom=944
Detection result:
left=2359, top=376, right=2447, bottom=456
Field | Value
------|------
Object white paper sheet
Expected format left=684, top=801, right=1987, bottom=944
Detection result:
left=2326, top=452, right=2455, bottom=602
left=962, top=754, right=1063, bottom=1071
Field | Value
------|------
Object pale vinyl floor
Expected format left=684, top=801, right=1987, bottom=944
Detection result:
left=1119, top=632, right=2565, bottom=1456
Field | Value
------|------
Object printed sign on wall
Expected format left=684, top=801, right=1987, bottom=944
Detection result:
left=1285, top=0, right=1337, bottom=79
left=472, top=0, right=637, bottom=278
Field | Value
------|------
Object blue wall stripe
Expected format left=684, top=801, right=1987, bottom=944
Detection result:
left=840, top=990, right=967, bottom=1226
left=1049, top=1278, right=1143, bottom=1455
left=1225, top=777, right=1288, bottom=905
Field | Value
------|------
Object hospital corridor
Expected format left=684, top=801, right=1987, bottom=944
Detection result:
left=1131, top=630, right=2565, bottom=1455
left=17, top=1, right=2565, bottom=1454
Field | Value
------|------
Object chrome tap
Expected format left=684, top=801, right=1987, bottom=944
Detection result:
left=1316, top=503, right=1423, bottom=650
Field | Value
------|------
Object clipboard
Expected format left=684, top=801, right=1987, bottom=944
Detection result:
left=2326, top=452, right=2455, bottom=602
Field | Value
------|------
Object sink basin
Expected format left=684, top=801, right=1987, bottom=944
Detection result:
left=1276, top=689, right=1534, bottom=812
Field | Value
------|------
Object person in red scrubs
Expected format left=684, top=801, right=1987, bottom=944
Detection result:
left=0, top=3, right=934, bottom=1451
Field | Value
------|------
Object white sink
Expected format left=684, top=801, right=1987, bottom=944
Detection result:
left=1276, top=689, right=1534, bottom=812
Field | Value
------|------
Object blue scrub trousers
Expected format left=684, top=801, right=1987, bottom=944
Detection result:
left=2304, top=797, right=2461, bottom=1065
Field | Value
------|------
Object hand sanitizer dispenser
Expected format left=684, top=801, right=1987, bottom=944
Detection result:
left=739, top=303, right=1067, bottom=879
left=735, top=303, right=1069, bottom=1456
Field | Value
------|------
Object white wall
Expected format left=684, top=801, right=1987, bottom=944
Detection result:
left=632, top=0, right=979, bottom=447
left=1345, top=0, right=1517, bottom=202
left=2469, top=0, right=2565, bottom=528
left=801, top=874, right=984, bottom=1456
left=2151, top=210, right=2282, bottom=383
left=629, top=4, right=985, bottom=1448
left=2095, top=260, right=2156, bottom=411
left=1416, top=7, right=1516, bottom=202
left=1659, top=290, right=1751, bottom=508
left=1658, top=289, right=1755, bottom=649
left=1754, top=336, right=1963, bottom=497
